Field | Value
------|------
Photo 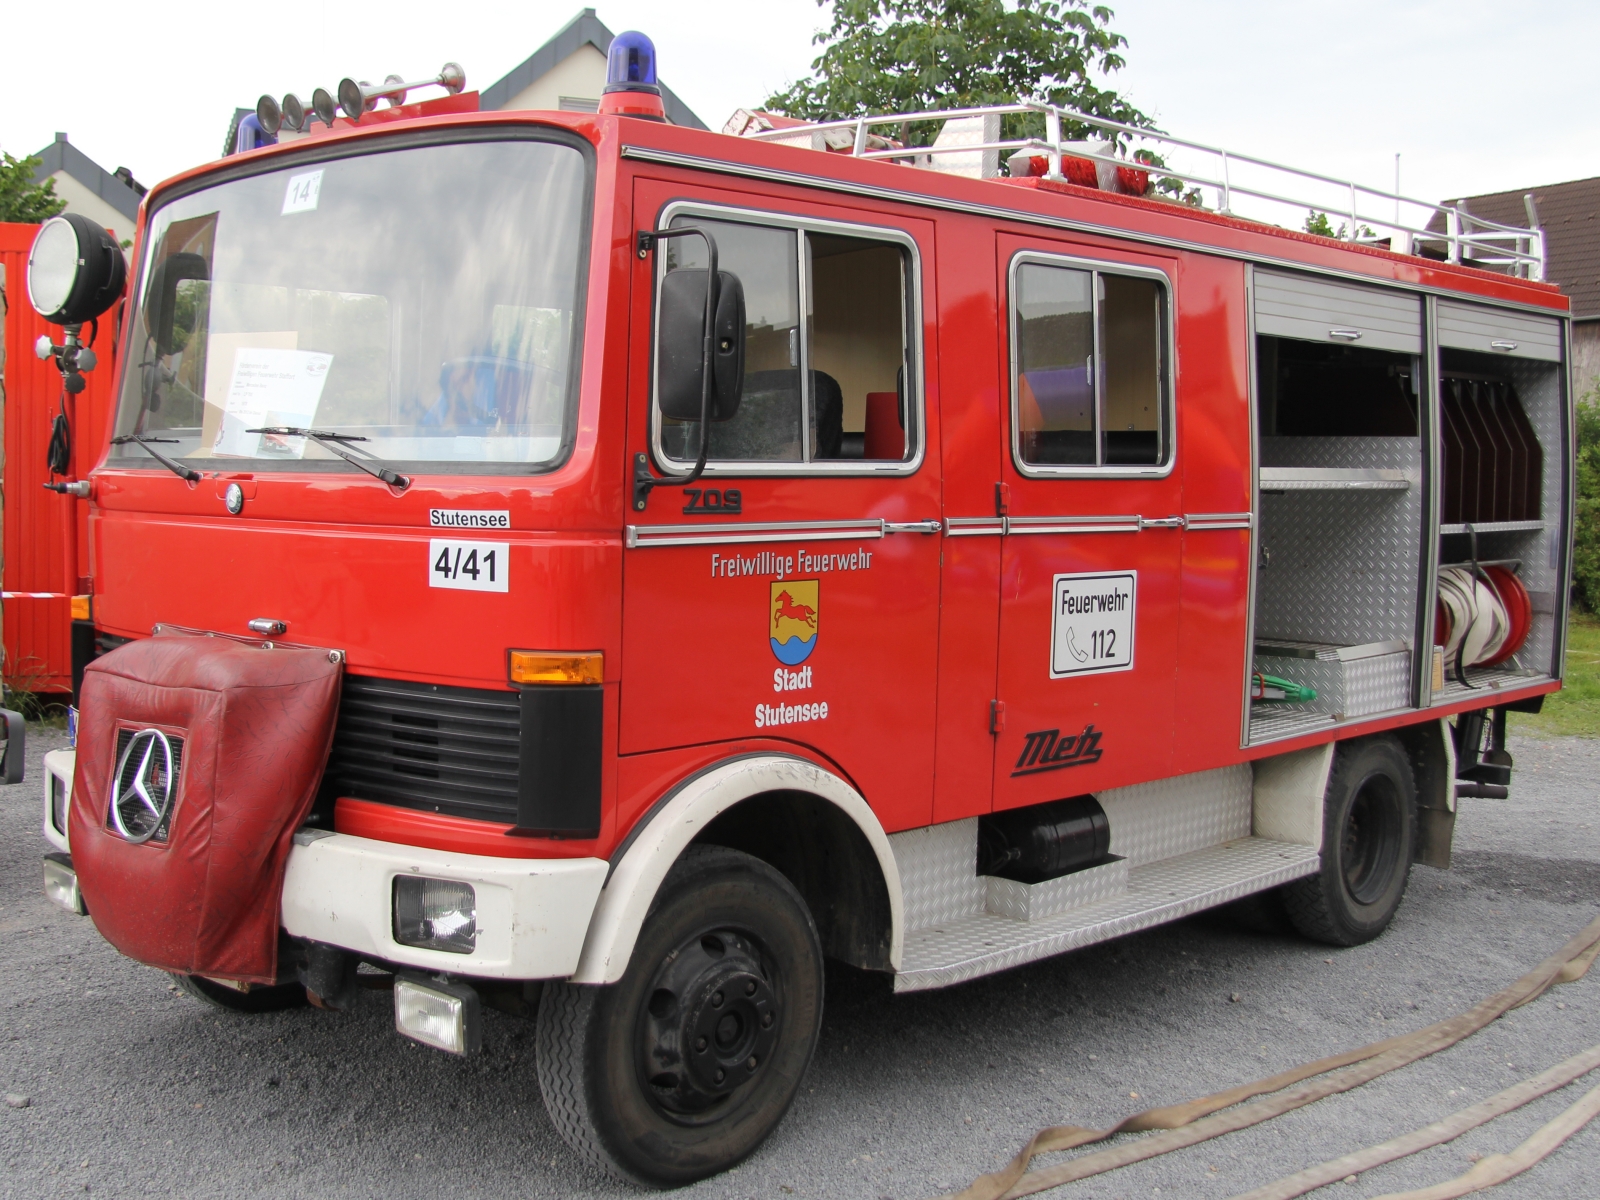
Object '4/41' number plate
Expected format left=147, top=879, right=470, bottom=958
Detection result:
left=429, top=539, right=508, bottom=592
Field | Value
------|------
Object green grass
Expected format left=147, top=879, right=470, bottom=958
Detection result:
left=1509, top=611, right=1600, bottom=738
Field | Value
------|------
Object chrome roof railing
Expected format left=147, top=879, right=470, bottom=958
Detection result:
left=741, top=102, right=1546, bottom=281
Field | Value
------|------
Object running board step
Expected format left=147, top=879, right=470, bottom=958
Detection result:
left=893, top=837, right=1320, bottom=992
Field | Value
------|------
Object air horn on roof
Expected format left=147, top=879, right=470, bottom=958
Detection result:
left=256, top=88, right=339, bottom=136
left=337, top=63, right=466, bottom=121
left=254, top=63, right=463, bottom=136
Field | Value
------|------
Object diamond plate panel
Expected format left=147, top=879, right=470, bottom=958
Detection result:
left=1497, top=357, right=1560, bottom=676
left=891, top=766, right=1253, bottom=932
left=1255, top=648, right=1411, bottom=719
left=1257, top=436, right=1423, bottom=649
left=984, top=856, right=1129, bottom=921
left=1096, top=764, right=1253, bottom=867
left=894, top=837, right=1322, bottom=991
left=1249, top=708, right=1338, bottom=743
left=1346, top=649, right=1413, bottom=714
left=1432, top=665, right=1545, bottom=707
left=889, top=818, right=985, bottom=932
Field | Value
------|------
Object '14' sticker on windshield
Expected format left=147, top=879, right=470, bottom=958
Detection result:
left=429, top=539, right=508, bottom=593
left=282, top=170, right=324, bottom=215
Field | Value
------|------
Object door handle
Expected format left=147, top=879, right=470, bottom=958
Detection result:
left=883, top=520, right=943, bottom=534
left=1139, top=515, right=1186, bottom=529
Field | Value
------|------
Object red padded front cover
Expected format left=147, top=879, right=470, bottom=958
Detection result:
left=69, top=632, right=342, bottom=983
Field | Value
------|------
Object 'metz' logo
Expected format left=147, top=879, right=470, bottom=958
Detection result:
left=1012, top=724, right=1104, bottom=777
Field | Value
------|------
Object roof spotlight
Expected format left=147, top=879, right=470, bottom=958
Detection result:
left=27, top=214, right=126, bottom=326
left=281, top=93, right=307, bottom=132
left=256, top=94, right=283, bottom=136
left=311, top=87, right=337, bottom=127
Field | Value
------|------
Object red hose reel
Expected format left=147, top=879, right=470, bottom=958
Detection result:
left=1435, top=564, right=1532, bottom=670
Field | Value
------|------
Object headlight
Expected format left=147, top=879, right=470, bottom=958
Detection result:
left=393, top=876, right=477, bottom=954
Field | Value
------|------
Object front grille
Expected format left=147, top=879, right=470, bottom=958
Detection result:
left=324, top=675, right=521, bottom=823
left=111, top=728, right=184, bottom=842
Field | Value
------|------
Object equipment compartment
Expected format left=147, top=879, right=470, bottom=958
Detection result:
left=1248, top=333, right=1425, bottom=744
left=1431, top=343, right=1566, bottom=701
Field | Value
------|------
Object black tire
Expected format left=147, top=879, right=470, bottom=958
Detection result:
left=171, top=973, right=308, bottom=1013
left=1283, top=735, right=1417, bottom=947
left=537, top=845, right=824, bottom=1186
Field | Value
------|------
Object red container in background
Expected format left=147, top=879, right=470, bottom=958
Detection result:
left=2, top=221, right=121, bottom=697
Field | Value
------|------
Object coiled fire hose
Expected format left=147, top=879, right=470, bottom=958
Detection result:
left=942, top=914, right=1600, bottom=1200
left=1437, top=566, right=1526, bottom=675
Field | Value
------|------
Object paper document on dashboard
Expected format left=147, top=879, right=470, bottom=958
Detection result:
left=213, top=348, right=334, bottom=458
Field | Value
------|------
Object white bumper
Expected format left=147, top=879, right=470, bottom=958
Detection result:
left=281, top=832, right=608, bottom=979
left=42, top=749, right=75, bottom=854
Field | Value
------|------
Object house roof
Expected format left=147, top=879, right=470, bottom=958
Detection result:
left=1436, top=176, right=1600, bottom=320
left=30, top=132, right=145, bottom=221
left=479, top=9, right=706, bottom=130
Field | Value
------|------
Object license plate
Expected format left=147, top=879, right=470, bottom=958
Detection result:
left=429, top=540, right=508, bottom=592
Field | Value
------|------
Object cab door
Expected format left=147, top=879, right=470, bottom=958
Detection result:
left=618, top=180, right=943, bottom=833
left=992, top=237, right=1181, bottom=810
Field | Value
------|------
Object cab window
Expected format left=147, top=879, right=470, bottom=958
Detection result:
left=1011, top=257, right=1170, bottom=471
left=657, top=212, right=916, bottom=468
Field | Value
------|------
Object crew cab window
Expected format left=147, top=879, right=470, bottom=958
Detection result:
left=1011, top=256, right=1170, bottom=471
left=657, top=211, right=917, bottom=468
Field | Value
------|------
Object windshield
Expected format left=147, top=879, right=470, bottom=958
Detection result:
left=112, top=135, right=589, bottom=473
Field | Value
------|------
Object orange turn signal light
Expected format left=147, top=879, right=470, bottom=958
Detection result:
left=509, top=650, right=603, bottom=686
left=71, top=595, right=91, bottom=621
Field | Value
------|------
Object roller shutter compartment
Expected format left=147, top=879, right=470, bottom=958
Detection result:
left=1437, top=300, right=1562, bottom=362
left=1255, top=270, right=1422, bottom=354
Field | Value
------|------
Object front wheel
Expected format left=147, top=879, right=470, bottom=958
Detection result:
left=171, top=973, right=308, bottom=1012
left=537, top=845, right=823, bottom=1186
left=1283, top=734, right=1417, bottom=946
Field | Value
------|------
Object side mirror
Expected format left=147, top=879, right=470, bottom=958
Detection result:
left=658, top=268, right=745, bottom=422
left=26, top=214, right=126, bottom=326
left=143, top=252, right=210, bottom=355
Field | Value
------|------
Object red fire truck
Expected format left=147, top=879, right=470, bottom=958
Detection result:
left=31, top=32, right=1571, bottom=1185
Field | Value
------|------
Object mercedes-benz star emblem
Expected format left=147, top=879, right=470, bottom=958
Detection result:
left=111, top=729, right=176, bottom=843
left=224, top=482, right=245, bottom=514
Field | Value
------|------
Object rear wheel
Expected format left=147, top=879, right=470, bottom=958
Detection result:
left=171, top=973, right=308, bottom=1013
left=1284, top=735, right=1417, bottom=946
left=537, top=845, right=823, bottom=1186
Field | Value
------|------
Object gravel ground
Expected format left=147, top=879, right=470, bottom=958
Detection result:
left=2, top=725, right=1596, bottom=1200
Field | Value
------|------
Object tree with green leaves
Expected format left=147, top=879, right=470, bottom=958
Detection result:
left=765, top=0, right=1151, bottom=146
left=0, top=151, right=67, bottom=223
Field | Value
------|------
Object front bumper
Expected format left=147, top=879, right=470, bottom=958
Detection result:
left=281, top=831, right=608, bottom=979
left=42, top=749, right=608, bottom=979
left=42, top=749, right=75, bottom=853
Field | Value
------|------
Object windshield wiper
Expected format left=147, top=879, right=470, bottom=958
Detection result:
left=245, top=427, right=411, bottom=490
left=110, top=434, right=201, bottom=482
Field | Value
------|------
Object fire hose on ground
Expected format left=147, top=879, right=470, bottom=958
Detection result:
left=939, top=914, right=1600, bottom=1200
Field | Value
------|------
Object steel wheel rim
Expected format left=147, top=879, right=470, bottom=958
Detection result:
left=634, top=926, right=782, bottom=1126
left=1341, top=772, right=1402, bottom=906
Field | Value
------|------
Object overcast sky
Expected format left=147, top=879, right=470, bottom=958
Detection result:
left=4, top=0, right=1595, bottom=227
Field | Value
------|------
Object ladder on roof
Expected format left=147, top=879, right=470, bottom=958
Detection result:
left=739, top=102, right=1547, bottom=282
